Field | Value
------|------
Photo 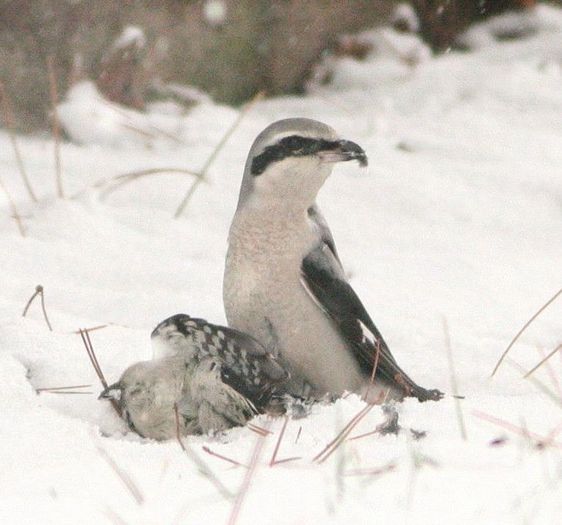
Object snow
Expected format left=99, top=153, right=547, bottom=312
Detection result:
left=112, top=26, right=146, bottom=51
left=1, top=5, right=561, bottom=524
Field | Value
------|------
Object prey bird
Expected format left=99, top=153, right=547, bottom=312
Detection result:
left=223, top=118, right=443, bottom=403
left=100, top=314, right=288, bottom=440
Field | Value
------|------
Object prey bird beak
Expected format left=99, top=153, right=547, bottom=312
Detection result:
left=318, top=139, right=368, bottom=167
left=99, top=382, right=122, bottom=401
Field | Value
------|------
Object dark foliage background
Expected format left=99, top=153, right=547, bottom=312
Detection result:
left=0, top=0, right=542, bottom=131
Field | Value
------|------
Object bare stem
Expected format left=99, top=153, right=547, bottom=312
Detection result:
left=0, top=81, right=37, bottom=202
left=507, top=358, right=562, bottom=409
left=491, top=287, right=562, bottom=377
left=202, top=446, right=247, bottom=468
left=227, top=430, right=267, bottom=525
left=89, top=168, right=203, bottom=200
left=46, top=55, right=64, bottom=199
left=97, top=445, right=144, bottom=505
left=173, top=405, right=233, bottom=500
left=314, top=403, right=375, bottom=464
left=174, top=91, right=264, bottom=219
left=269, top=416, right=289, bottom=466
left=39, top=286, right=53, bottom=331
left=443, top=317, right=467, bottom=440
left=524, top=343, right=562, bottom=379
left=79, top=329, right=121, bottom=416
left=472, top=410, right=562, bottom=450
left=22, top=285, right=52, bottom=330
left=0, top=175, right=25, bottom=236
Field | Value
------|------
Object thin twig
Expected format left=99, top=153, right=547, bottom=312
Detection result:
left=443, top=317, right=467, bottom=440
left=22, top=286, right=41, bottom=316
left=36, top=384, right=92, bottom=391
left=472, top=410, right=562, bottom=450
left=174, top=91, right=264, bottom=218
left=535, top=346, right=562, bottom=398
left=314, top=403, right=375, bottom=464
left=97, top=445, right=144, bottom=505
left=36, top=384, right=93, bottom=394
left=0, top=81, right=37, bottom=202
left=38, top=390, right=93, bottom=395
left=22, top=285, right=52, bottom=330
left=295, top=426, right=302, bottom=445
left=0, top=175, right=25, bottom=236
left=227, top=430, right=268, bottom=525
left=269, top=416, right=289, bottom=466
left=524, top=344, right=562, bottom=379
left=72, top=324, right=108, bottom=334
left=92, top=168, right=203, bottom=200
left=247, top=423, right=273, bottom=436
left=507, top=359, right=562, bottom=409
left=491, top=287, right=562, bottom=377
left=202, top=446, right=247, bottom=468
left=347, top=428, right=380, bottom=442
left=343, top=462, right=396, bottom=477
left=174, top=405, right=233, bottom=500
left=79, top=329, right=121, bottom=416
left=39, top=286, right=53, bottom=331
left=98, top=97, right=187, bottom=145
left=46, top=55, right=64, bottom=199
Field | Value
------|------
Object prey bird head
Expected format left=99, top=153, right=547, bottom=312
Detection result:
left=237, top=118, right=368, bottom=210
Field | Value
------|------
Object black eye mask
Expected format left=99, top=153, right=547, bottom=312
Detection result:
left=251, top=135, right=340, bottom=176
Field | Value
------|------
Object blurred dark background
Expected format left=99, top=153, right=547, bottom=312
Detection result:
left=0, top=0, right=541, bottom=131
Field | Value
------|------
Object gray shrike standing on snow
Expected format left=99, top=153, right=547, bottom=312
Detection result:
left=223, top=118, right=442, bottom=403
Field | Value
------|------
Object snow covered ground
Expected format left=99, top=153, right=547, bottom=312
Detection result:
left=1, top=5, right=561, bottom=524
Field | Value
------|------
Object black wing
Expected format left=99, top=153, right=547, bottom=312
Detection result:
left=301, top=243, right=443, bottom=402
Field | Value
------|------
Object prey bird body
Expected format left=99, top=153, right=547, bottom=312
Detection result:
left=224, top=118, right=442, bottom=402
left=100, top=314, right=288, bottom=440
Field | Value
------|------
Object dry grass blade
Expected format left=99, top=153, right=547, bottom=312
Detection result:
left=72, top=324, right=108, bottom=334
left=0, top=81, right=37, bottom=202
left=227, top=430, right=268, bottom=525
left=343, top=462, right=396, bottom=477
left=174, top=91, right=265, bottom=219
left=506, top=358, right=562, bottom=409
left=535, top=346, right=562, bottom=397
left=269, top=416, right=289, bottom=466
left=174, top=405, right=233, bottom=500
left=443, top=317, right=467, bottom=440
left=491, top=287, right=562, bottom=377
left=314, top=403, right=375, bottom=464
left=39, top=390, right=93, bottom=395
left=79, top=329, right=121, bottom=416
left=37, top=384, right=93, bottom=395
left=46, top=55, right=64, bottom=199
left=98, top=97, right=187, bottom=146
left=472, top=410, right=562, bottom=449
left=247, top=423, right=273, bottom=436
left=91, top=168, right=202, bottom=200
left=347, top=428, right=379, bottom=442
left=22, top=285, right=52, bottom=330
left=202, top=446, right=247, bottom=468
left=295, top=426, right=302, bottom=444
left=39, top=286, right=53, bottom=331
left=97, top=445, right=144, bottom=505
left=0, top=175, right=26, bottom=237
left=524, top=344, right=562, bottom=379
left=36, top=384, right=92, bottom=391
